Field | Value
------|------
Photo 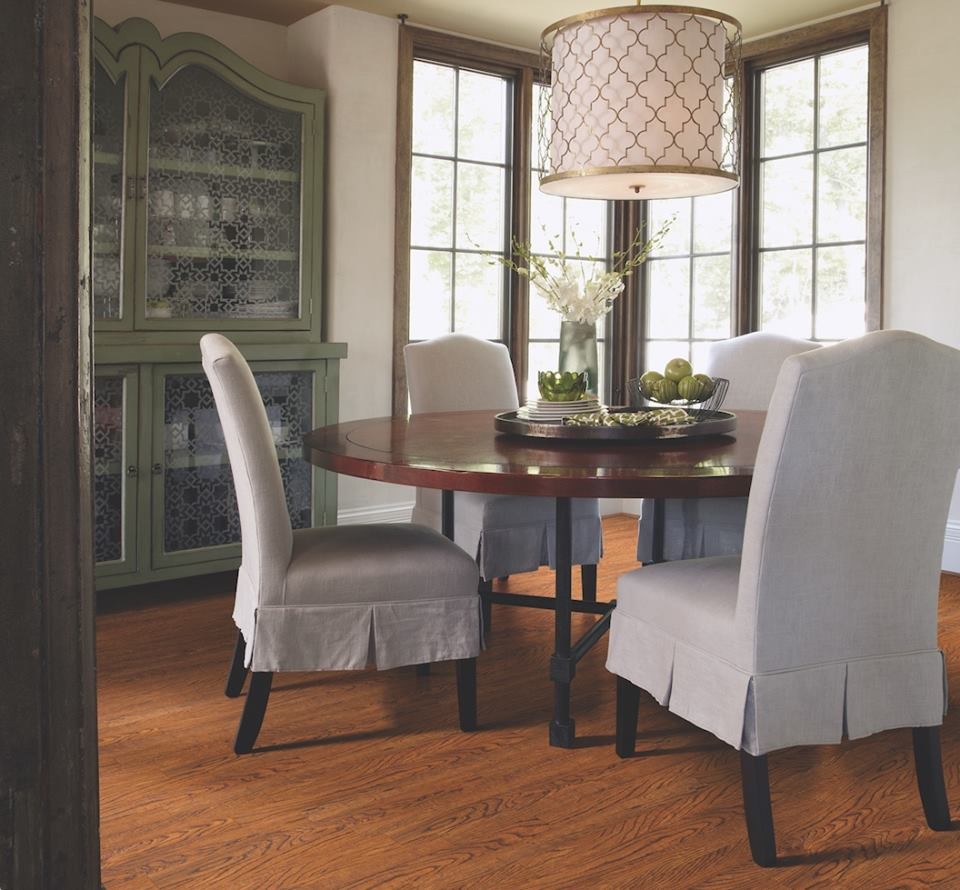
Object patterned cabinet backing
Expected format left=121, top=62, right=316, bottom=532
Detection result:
left=157, top=366, right=315, bottom=563
left=92, top=62, right=128, bottom=323
left=145, top=68, right=303, bottom=323
left=93, top=369, right=138, bottom=575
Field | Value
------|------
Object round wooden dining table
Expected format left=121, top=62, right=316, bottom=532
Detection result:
left=303, top=409, right=764, bottom=748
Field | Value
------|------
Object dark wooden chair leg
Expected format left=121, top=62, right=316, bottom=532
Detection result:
left=234, top=671, right=273, bottom=755
left=615, top=675, right=640, bottom=758
left=581, top=563, right=598, bottom=602
left=479, top=578, right=493, bottom=636
left=740, top=750, right=777, bottom=867
left=224, top=631, right=248, bottom=698
left=455, top=657, right=477, bottom=732
left=913, top=726, right=952, bottom=830
left=416, top=663, right=431, bottom=676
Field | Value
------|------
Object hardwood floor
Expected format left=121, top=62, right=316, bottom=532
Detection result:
left=97, top=515, right=960, bottom=888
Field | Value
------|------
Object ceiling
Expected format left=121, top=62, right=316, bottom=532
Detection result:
left=173, top=0, right=875, bottom=46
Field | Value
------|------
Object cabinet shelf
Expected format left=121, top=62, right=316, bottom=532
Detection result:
left=94, top=150, right=122, bottom=166
left=163, top=446, right=302, bottom=471
left=147, top=244, right=300, bottom=262
left=149, top=157, right=298, bottom=183
left=147, top=244, right=298, bottom=261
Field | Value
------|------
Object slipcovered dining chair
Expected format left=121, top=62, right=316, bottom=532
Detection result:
left=201, top=333, right=481, bottom=755
left=404, top=333, right=603, bottom=623
left=610, top=331, right=959, bottom=866
left=637, top=331, right=819, bottom=563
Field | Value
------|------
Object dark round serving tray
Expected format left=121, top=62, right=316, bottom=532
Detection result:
left=494, top=408, right=737, bottom=441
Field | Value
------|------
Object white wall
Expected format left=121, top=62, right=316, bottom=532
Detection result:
left=886, top=0, right=960, bottom=570
left=286, top=8, right=415, bottom=522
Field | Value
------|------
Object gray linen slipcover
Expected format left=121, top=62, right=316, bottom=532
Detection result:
left=405, top=334, right=603, bottom=581
left=610, top=330, right=959, bottom=755
left=637, top=331, right=820, bottom=562
left=200, top=333, right=481, bottom=673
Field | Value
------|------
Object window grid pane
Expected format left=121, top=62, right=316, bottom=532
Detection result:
left=758, top=45, right=868, bottom=342
left=409, top=60, right=511, bottom=341
left=644, top=193, right=733, bottom=378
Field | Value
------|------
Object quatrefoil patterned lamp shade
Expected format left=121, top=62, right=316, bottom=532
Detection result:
left=540, top=4, right=742, bottom=200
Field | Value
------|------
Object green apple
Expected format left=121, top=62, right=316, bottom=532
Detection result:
left=638, top=370, right=664, bottom=398
left=664, top=357, right=693, bottom=382
left=677, top=375, right=705, bottom=401
left=693, top=373, right=715, bottom=397
left=650, top=377, right=679, bottom=403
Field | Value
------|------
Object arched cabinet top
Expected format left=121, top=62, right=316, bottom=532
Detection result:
left=94, top=17, right=324, bottom=114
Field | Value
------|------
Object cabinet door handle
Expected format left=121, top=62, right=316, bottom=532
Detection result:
left=152, top=462, right=163, bottom=475
left=126, top=465, right=138, bottom=477
left=125, top=176, right=148, bottom=199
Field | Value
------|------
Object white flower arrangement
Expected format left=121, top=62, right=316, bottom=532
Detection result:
left=499, top=221, right=673, bottom=325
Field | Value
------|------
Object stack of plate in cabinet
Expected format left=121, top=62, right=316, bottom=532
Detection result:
left=518, top=397, right=601, bottom=422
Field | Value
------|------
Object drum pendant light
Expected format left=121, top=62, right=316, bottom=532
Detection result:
left=540, top=2, right=742, bottom=200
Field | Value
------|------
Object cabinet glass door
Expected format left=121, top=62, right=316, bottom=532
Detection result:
left=92, top=62, right=131, bottom=325
left=153, top=363, right=317, bottom=568
left=142, top=66, right=304, bottom=325
left=94, top=368, right=138, bottom=575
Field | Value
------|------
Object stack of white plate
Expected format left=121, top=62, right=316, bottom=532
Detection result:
left=518, top=397, right=601, bottom=421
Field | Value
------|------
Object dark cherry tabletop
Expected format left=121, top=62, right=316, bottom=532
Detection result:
left=303, top=409, right=764, bottom=500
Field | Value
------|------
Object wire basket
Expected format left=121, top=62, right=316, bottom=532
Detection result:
left=627, top=376, right=729, bottom=421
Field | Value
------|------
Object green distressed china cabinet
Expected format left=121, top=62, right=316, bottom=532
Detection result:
left=92, top=18, right=346, bottom=590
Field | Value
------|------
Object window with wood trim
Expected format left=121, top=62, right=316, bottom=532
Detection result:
left=754, top=44, right=870, bottom=342
left=407, top=60, right=511, bottom=343
left=395, top=9, right=886, bottom=413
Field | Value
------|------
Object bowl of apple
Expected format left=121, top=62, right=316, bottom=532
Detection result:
left=630, top=358, right=728, bottom=413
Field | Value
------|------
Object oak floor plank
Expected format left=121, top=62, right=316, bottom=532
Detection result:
left=98, top=515, right=960, bottom=888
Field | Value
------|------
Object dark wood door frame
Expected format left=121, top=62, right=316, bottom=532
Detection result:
left=0, top=1, right=101, bottom=887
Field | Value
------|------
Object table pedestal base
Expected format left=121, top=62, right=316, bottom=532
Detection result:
left=550, top=719, right=576, bottom=747
left=444, top=491, right=616, bottom=748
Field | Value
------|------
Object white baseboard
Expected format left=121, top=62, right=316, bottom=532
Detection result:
left=944, top=520, right=960, bottom=573
left=337, top=501, right=414, bottom=525
left=333, top=503, right=960, bottom=573
left=338, top=499, right=633, bottom=523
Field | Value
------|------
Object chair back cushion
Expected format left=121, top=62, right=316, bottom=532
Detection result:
left=200, top=334, right=293, bottom=607
left=707, top=331, right=820, bottom=410
left=405, top=333, right=519, bottom=413
left=737, top=331, right=960, bottom=672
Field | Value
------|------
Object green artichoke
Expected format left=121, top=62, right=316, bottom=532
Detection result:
left=538, top=370, right=588, bottom=402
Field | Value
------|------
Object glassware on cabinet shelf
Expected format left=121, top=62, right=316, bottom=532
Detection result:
left=145, top=65, right=303, bottom=322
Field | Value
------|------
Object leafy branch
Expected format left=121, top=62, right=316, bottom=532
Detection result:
left=494, top=216, right=675, bottom=324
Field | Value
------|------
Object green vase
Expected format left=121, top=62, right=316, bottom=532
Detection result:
left=558, top=320, right=599, bottom=397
